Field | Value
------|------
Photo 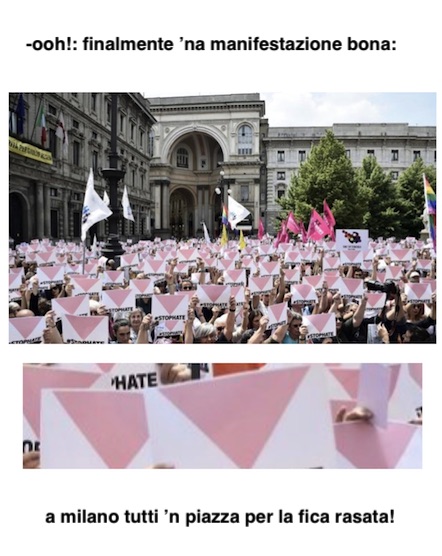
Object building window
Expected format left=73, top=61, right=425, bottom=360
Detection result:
left=391, top=171, right=399, bottom=181
left=132, top=169, right=136, bottom=187
left=149, top=129, right=155, bottom=157
left=119, top=114, right=126, bottom=135
left=176, top=147, right=189, bottom=168
left=92, top=131, right=97, bottom=140
left=241, top=185, right=249, bottom=202
left=367, top=149, right=375, bottom=156
left=50, top=209, right=59, bottom=238
left=140, top=129, right=144, bottom=149
left=73, top=193, right=81, bottom=201
left=49, top=128, right=57, bottom=158
left=140, top=174, right=145, bottom=190
left=130, top=122, right=136, bottom=141
left=277, top=171, right=286, bottom=180
left=277, top=150, right=285, bottom=162
left=299, top=150, right=306, bottom=162
left=48, top=104, right=57, bottom=116
left=345, top=149, right=351, bottom=159
left=237, top=124, right=253, bottom=155
left=434, top=151, right=437, bottom=163
left=73, top=140, right=80, bottom=166
left=50, top=188, right=58, bottom=197
left=413, top=150, right=421, bottom=160
left=106, top=102, right=111, bottom=123
left=72, top=119, right=79, bottom=129
left=92, top=150, right=99, bottom=171
left=91, top=93, right=97, bottom=112
left=391, top=149, right=399, bottom=161
left=277, top=189, right=285, bottom=199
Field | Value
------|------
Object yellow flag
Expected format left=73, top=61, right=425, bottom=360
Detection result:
left=239, top=229, right=246, bottom=250
left=221, top=224, right=228, bottom=247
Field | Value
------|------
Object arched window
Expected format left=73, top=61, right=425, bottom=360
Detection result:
left=238, top=124, right=253, bottom=155
left=176, top=147, right=189, bottom=168
left=276, top=184, right=286, bottom=200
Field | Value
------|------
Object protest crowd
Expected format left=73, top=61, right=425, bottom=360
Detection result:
left=9, top=230, right=436, bottom=345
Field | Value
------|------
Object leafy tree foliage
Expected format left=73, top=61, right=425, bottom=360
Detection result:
left=396, top=158, right=436, bottom=238
left=356, top=156, right=402, bottom=238
left=277, top=131, right=365, bottom=229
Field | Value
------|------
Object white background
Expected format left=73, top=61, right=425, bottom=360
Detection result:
left=2, top=1, right=440, bottom=554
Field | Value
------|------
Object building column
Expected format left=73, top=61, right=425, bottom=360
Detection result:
left=35, top=182, right=44, bottom=239
left=44, top=184, right=51, bottom=238
left=161, top=181, right=170, bottom=230
left=63, top=191, right=69, bottom=239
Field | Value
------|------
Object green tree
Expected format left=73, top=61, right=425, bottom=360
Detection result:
left=396, top=158, right=437, bottom=238
left=356, top=155, right=402, bottom=238
left=277, top=131, right=365, bottom=230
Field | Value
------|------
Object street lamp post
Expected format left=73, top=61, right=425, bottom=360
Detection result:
left=215, top=170, right=231, bottom=235
left=101, top=93, right=126, bottom=263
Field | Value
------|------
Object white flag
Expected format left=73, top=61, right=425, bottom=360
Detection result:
left=122, top=185, right=135, bottom=221
left=228, top=195, right=251, bottom=229
left=102, top=190, right=110, bottom=206
left=81, top=169, right=112, bottom=242
left=202, top=221, right=211, bottom=244
left=55, top=111, right=68, bottom=156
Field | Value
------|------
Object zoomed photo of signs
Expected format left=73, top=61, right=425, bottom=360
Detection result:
left=23, top=362, right=422, bottom=469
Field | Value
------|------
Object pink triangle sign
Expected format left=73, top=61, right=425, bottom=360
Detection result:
left=161, top=368, right=309, bottom=468
left=55, top=390, right=149, bottom=468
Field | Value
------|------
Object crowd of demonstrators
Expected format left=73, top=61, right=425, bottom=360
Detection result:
left=9, top=234, right=436, bottom=344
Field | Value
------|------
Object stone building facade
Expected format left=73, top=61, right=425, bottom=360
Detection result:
left=9, top=92, right=156, bottom=245
left=9, top=93, right=436, bottom=242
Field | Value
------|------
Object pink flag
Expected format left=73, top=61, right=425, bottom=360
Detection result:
left=280, top=219, right=289, bottom=243
left=287, top=211, right=300, bottom=234
left=258, top=218, right=265, bottom=240
left=307, top=209, right=331, bottom=241
left=300, top=220, right=308, bottom=243
left=323, top=199, right=336, bottom=240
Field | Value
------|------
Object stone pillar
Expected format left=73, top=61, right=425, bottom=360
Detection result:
left=63, top=191, right=69, bottom=239
left=35, top=182, right=44, bottom=239
left=44, top=184, right=51, bottom=237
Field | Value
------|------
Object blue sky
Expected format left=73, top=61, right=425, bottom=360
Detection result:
left=260, top=92, right=436, bottom=127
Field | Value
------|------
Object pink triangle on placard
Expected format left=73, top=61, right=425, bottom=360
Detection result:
left=23, top=366, right=99, bottom=436
left=201, top=285, right=228, bottom=303
left=55, top=390, right=149, bottom=468
left=328, top=367, right=360, bottom=398
left=295, top=284, right=315, bottom=298
left=10, top=317, right=42, bottom=340
left=155, top=294, right=187, bottom=313
left=161, top=368, right=309, bottom=468
left=269, top=302, right=286, bottom=322
left=334, top=422, right=418, bottom=468
left=106, top=289, right=132, bottom=305
left=65, top=315, right=106, bottom=340
left=95, top=364, right=116, bottom=373
left=307, top=313, right=333, bottom=333
left=58, top=296, right=87, bottom=313
left=408, top=364, right=422, bottom=388
left=343, top=278, right=363, bottom=294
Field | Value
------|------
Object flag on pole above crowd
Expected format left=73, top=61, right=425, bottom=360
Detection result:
left=258, top=218, right=265, bottom=240
left=81, top=168, right=112, bottom=242
left=239, top=229, right=246, bottom=250
left=16, top=93, right=25, bottom=135
left=220, top=224, right=228, bottom=247
left=323, top=199, right=336, bottom=240
left=307, top=208, right=331, bottom=241
left=122, top=185, right=135, bottom=221
left=228, top=196, right=251, bottom=229
left=202, top=221, right=211, bottom=244
left=287, top=211, right=300, bottom=235
left=37, top=103, right=47, bottom=148
left=222, top=204, right=228, bottom=226
left=423, top=174, right=436, bottom=250
left=55, top=111, right=69, bottom=156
